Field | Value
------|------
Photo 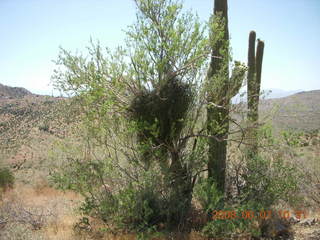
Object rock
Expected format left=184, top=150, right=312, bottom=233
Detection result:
left=288, top=216, right=300, bottom=224
left=299, top=218, right=317, bottom=226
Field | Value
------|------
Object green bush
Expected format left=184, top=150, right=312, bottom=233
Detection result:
left=114, top=183, right=166, bottom=231
left=51, top=158, right=189, bottom=233
left=195, top=124, right=301, bottom=238
left=194, top=179, right=259, bottom=238
left=281, top=130, right=304, bottom=147
left=194, top=178, right=224, bottom=213
left=201, top=212, right=259, bottom=238
left=38, top=123, right=50, bottom=132
left=245, top=155, right=299, bottom=206
left=0, top=167, right=14, bottom=190
left=196, top=159, right=299, bottom=238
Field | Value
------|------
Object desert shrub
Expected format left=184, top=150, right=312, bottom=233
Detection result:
left=196, top=124, right=301, bottom=238
left=197, top=157, right=300, bottom=238
left=226, top=124, right=301, bottom=207
left=194, top=179, right=259, bottom=238
left=194, top=178, right=223, bottom=213
left=294, top=146, right=320, bottom=207
left=38, top=123, right=50, bottom=132
left=113, top=180, right=166, bottom=231
left=0, top=167, right=14, bottom=190
left=201, top=212, right=259, bottom=239
left=281, top=130, right=304, bottom=147
left=0, top=200, right=56, bottom=240
left=51, top=155, right=196, bottom=233
left=240, top=154, right=300, bottom=208
left=0, top=222, right=46, bottom=240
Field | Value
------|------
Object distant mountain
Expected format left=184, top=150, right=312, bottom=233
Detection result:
left=0, top=83, right=33, bottom=99
left=0, top=82, right=319, bottom=133
left=259, top=90, right=320, bottom=132
left=261, top=88, right=303, bottom=99
left=232, top=88, right=303, bottom=103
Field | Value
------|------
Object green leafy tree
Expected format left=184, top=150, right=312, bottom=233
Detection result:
left=52, top=0, right=213, bottom=231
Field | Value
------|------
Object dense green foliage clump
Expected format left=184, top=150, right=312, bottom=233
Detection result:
left=0, top=167, right=14, bottom=192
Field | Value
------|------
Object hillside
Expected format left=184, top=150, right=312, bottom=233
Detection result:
left=0, top=84, right=70, bottom=158
left=0, top=83, right=33, bottom=99
left=260, top=89, right=320, bottom=132
left=1, top=84, right=319, bottom=163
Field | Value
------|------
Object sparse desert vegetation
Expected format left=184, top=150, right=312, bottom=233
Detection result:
left=0, top=87, right=319, bottom=240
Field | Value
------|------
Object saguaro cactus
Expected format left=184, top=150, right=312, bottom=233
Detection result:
left=247, top=31, right=265, bottom=155
left=207, top=0, right=246, bottom=193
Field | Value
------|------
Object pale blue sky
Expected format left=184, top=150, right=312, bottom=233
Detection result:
left=1, top=0, right=319, bottom=95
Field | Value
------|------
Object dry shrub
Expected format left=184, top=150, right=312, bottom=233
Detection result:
left=0, top=182, right=84, bottom=240
left=0, top=200, right=57, bottom=230
left=0, top=221, right=46, bottom=240
left=0, top=199, right=56, bottom=240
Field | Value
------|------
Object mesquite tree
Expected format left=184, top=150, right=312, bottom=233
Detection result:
left=206, top=0, right=246, bottom=193
left=52, top=0, right=212, bottom=229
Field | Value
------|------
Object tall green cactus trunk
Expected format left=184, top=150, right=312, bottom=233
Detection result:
left=247, top=31, right=257, bottom=125
left=214, top=0, right=229, bottom=44
left=207, top=0, right=246, bottom=193
left=207, top=0, right=229, bottom=193
left=247, top=31, right=264, bottom=155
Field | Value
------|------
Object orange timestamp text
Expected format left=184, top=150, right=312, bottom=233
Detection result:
left=212, top=209, right=307, bottom=221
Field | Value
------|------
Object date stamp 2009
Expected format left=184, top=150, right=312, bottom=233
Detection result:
left=212, top=210, right=307, bottom=221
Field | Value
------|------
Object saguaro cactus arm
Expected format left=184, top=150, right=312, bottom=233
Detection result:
left=247, top=31, right=257, bottom=122
left=247, top=31, right=265, bottom=155
left=255, top=39, right=265, bottom=96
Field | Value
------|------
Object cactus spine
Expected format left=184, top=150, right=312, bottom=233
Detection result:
left=247, top=31, right=265, bottom=155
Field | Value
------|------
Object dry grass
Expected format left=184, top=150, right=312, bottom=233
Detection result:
left=0, top=182, right=210, bottom=240
left=0, top=183, right=81, bottom=239
left=0, top=183, right=214, bottom=239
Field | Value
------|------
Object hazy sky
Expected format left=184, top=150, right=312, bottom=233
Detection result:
left=1, top=0, right=319, bottom=95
